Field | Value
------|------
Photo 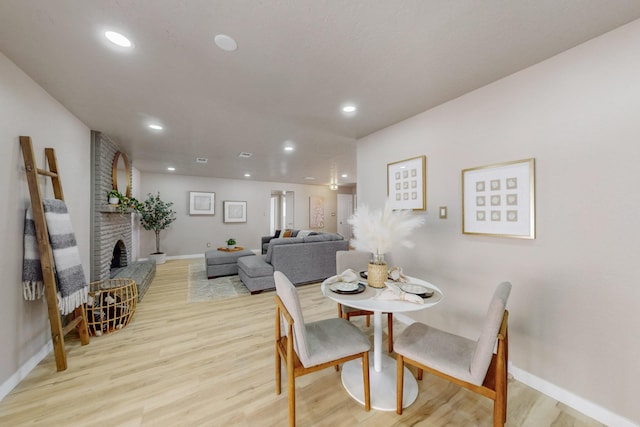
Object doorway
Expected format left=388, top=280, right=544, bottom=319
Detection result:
left=337, top=194, right=354, bottom=241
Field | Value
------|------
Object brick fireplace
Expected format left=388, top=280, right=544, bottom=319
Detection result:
left=91, top=131, right=156, bottom=301
left=90, top=131, right=133, bottom=282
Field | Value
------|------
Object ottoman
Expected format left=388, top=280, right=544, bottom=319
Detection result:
left=205, top=249, right=255, bottom=278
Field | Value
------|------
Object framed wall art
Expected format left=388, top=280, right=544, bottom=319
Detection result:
left=387, top=155, right=426, bottom=210
left=309, top=196, right=324, bottom=229
left=462, top=158, right=535, bottom=239
left=223, top=200, right=247, bottom=223
left=189, top=191, right=215, bottom=215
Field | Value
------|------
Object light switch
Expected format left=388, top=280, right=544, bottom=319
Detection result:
left=439, top=206, right=448, bottom=219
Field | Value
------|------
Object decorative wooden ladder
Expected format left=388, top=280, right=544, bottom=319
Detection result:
left=20, top=136, right=90, bottom=371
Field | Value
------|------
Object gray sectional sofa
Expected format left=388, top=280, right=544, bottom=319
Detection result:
left=238, top=233, right=348, bottom=294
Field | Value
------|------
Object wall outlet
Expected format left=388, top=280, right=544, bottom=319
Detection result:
left=206, top=242, right=211, bottom=248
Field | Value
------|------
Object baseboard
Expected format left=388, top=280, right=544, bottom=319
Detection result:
left=166, top=254, right=203, bottom=260
left=0, top=340, right=52, bottom=402
left=393, top=314, right=636, bottom=426
left=138, top=253, right=203, bottom=262
left=509, top=365, right=637, bottom=427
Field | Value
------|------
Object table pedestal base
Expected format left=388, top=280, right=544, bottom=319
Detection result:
left=341, top=352, right=418, bottom=411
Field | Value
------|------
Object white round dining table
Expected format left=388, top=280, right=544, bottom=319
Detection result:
left=321, top=277, right=443, bottom=411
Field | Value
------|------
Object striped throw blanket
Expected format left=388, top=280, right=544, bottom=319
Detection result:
left=22, top=199, right=88, bottom=315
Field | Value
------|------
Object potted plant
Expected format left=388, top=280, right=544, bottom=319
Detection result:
left=107, top=189, right=123, bottom=205
left=136, top=192, right=177, bottom=264
left=226, top=238, right=236, bottom=249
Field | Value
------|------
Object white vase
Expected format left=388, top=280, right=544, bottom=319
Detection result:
left=148, top=253, right=166, bottom=265
left=109, top=197, right=120, bottom=205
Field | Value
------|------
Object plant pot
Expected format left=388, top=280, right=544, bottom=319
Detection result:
left=148, top=252, right=166, bottom=265
left=227, top=244, right=235, bottom=249
left=367, top=261, right=388, bottom=288
left=109, top=197, right=120, bottom=205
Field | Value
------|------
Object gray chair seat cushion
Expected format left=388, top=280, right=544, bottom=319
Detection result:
left=238, top=254, right=274, bottom=277
left=394, top=322, right=478, bottom=385
left=304, top=318, right=371, bottom=367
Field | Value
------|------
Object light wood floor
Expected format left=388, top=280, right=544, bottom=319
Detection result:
left=1, top=259, right=603, bottom=426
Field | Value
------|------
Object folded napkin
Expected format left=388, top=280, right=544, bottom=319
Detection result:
left=388, top=266, right=409, bottom=283
left=374, top=281, right=423, bottom=304
left=325, top=269, right=359, bottom=284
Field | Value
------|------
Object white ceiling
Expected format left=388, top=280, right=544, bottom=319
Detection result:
left=2, top=1, right=640, bottom=188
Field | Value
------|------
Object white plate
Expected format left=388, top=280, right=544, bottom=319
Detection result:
left=400, top=283, right=434, bottom=296
left=330, top=282, right=360, bottom=292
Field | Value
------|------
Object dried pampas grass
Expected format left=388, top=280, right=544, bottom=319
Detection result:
left=348, top=199, right=425, bottom=260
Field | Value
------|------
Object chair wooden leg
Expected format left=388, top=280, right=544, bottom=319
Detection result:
left=362, top=352, right=370, bottom=411
left=417, top=368, right=423, bottom=380
left=337, top=303, right=343, bottom=318
left=396, top=355, right=404, bottom=414
left=275, top=345, right=281, bottom=394
left=387, top=313, right=393, bottom=353
left=287, top=355, right=295, bottom=427
left=366, top=314, right=370, bottom=327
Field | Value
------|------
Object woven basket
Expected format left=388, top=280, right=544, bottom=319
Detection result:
left=367, top=262, right=388, bottom=288
left=87, top=278, right=138, bottom=336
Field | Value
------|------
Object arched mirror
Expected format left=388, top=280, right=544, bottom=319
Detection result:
left=112, top=151, right=131, bottom=198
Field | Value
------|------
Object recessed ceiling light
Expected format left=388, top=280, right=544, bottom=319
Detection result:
left=167, top=167, right=175, bottom=171
left=341, top=174, right=348, bottom=178
left=214, top=34, right=238, bottom=52
left=342, top=104, right=357, bottom=113
left=148, top=124, right=163, bottom=130
left=244, top=173, right=251, bottom=178
left=195, top=157, right=208, bottom=164
left=284, top=146, right=294, bottom=152
left=329, top=184, right=338, bottom=190
left=105, top=31, right=133, bottom=48
left=304, top=176, right=315, bottom=180
left=238, top=152, right=253, bottom=158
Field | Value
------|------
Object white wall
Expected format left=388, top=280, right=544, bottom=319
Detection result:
left=0, top=52, right=90, bottom=396
left=357, top=20, right=640, bottom=425
left=138, top=173, right=340, bottom=257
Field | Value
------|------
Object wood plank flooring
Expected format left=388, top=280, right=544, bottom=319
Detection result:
left=0, top=259, right=604, bottom=426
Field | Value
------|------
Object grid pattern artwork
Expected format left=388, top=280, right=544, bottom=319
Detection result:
left=462, top=158, right=535, bottom=238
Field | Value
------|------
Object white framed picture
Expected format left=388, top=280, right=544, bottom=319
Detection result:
left=387, top=155, right=426, bottom=210
left=462, top=158, right=535, bottom=239
left=189, top=191, right=215, bottom=215
left=223, top=201, right=247, bottom=223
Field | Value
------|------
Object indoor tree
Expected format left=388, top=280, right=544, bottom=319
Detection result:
left=136, top=192, right=177, bottom=260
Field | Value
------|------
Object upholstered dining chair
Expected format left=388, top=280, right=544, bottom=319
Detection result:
left=395, top=281, right=512, bottom=427
left=336, top=250, right=395, bottom=352
left=274, top=271, right=371, bottom=427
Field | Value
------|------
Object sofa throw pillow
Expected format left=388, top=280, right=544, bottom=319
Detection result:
left=296, top=230, right=312, bottom=238
left=281, top=229, right=293, bottom=238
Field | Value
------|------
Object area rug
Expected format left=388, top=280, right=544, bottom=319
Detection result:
left=188, top=262, right=250, bottom=303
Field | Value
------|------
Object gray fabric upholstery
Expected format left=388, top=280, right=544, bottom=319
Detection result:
left=265, top=237, right=304, bottom=263
left=274, top=271, right=370, bottom=368
left=302, top=233, right=341, bottom=243
left=237, top=254, right=274, bottom=277
left=239, top=234, right=348, bottom=293
left=395, top=281, right=511, bottom=386
left=336, top=250, right=372, bottom=273
left=469, top=282, right=512, bottom=382
left=204, top=249, right=255, bottom=278
left=205, top=249, right=254, bottom=265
